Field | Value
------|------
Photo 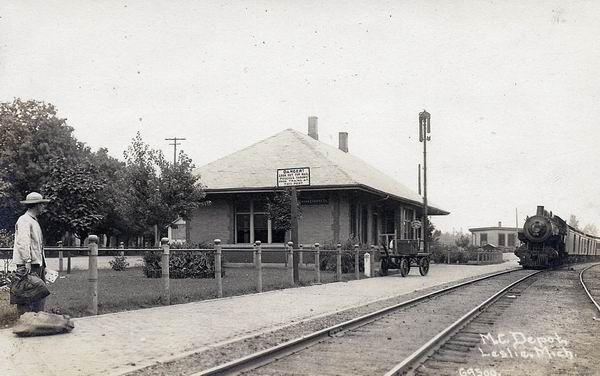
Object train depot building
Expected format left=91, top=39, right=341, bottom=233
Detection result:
left=188, top=118, right=449, bottom=249
left=469, top=222, right=519, bottom=253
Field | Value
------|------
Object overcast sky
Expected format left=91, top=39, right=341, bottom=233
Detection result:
left=1, top=0, right=599, bottom=234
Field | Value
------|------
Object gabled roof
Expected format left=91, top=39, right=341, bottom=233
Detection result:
left=193, top=128, right=448, bottom=215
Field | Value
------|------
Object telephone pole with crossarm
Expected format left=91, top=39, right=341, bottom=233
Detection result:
left=165, top=137, right=186, bottom=165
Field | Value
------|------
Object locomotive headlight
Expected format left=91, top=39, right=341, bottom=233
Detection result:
left=530, top=220, right=547, bottom=237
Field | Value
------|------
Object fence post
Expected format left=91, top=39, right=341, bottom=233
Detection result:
left=336, top=244, right=342, bottom=282
left=299, top=244, right=303, bottom=267
left=87, top=235, right=99, bottom=315
left=215, top=239, right=223, bottom=298
left=354, top=244, right=360, bottom=280
left=314, top=243, right=321, bottom=284
left=370, top=245, right=376, bottom=277
left=119, top=241, right=124, bottom=257
left=67, top=246, right=72, bottom=274
left=287, top=241, right=294, bottom=285
left=161, top=238, right=170, bottom=305
left=255, top=241, right=263, bottom=293
left=477, top=251, right=481, bottom=264
left=57, top=241, right=63, bottom=272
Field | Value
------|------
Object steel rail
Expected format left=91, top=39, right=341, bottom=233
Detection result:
left=384, top=270, right=542, bottom=376
left=579, top=263, right=600, bottom=314
left=190, top=268, right=523, bottom=376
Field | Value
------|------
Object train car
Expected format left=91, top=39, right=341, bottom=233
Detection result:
left=515, top=205, right=600, bottom=269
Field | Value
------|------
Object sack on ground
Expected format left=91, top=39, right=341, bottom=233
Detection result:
left=9, top=269, right=50, bottom=305
left=13, top=311, right=75, bottom=337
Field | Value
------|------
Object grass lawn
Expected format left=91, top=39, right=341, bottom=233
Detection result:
left=0, top=266, right=360, bottom=327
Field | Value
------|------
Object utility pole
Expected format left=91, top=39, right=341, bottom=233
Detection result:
left=290, top=187, right=299, bottom=283
left=165, top=137, right=186, bottom=165
left=419, top=110, right=431, bottom=253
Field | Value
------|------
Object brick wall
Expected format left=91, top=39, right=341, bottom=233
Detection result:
left=295, top=192, right=354, bottom=246
left=188, top=199, right=233, bottom=244
left=298, top=202, right=333, bottom=246
left=338, top=193, right=351, bottom=241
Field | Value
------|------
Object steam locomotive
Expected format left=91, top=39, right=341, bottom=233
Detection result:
left=515, top=206, right=600, bottom=269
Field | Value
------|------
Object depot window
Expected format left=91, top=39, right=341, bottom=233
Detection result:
left=480, top=233, right=488, bottom=245
left=403, top=208, right=415, bottom=239
left=235, top=200, right=285, bottom=244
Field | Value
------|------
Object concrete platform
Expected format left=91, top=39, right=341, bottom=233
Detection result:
left=0, top=256, right=520, bottom=376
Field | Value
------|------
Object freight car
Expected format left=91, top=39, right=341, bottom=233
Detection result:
left=515, top=205, right=600, bottom=269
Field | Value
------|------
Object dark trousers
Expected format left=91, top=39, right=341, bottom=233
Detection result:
left=16, top=263, right=46, bottom=315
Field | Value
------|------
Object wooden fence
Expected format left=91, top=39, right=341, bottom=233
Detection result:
left=445, top=250, right=504, bottom=265
left=1, top=237, right=377, bottom=315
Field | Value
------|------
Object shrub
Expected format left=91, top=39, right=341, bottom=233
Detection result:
left=0, top=270, right=14, bottom=288
left=109, top=255, right=129, bottom=271
left=431, top=244, right=450, bottom=263
left=0, top=229, right=14, bottom=247
left=319, top=238, right=365, bottom=273
left=449, top=251, right=467, bottom=264
left=142, top=241, right=225, bottom=279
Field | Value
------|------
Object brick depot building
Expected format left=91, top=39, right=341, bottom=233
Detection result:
left=188, top=119, right=449, bottom=247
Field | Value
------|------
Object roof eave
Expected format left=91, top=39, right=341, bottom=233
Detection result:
left=203, top=184, right=450, bottom=216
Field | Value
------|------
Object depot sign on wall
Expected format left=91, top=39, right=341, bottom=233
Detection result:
left=277, top=167, right=311, bottom=187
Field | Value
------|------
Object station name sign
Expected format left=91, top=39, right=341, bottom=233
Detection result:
left=277, top=167, right=310, bottom=187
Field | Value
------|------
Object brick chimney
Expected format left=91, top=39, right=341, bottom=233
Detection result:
left=308, top=116, right=318, bottom=140
left=338, top=132, right=348, bottom=152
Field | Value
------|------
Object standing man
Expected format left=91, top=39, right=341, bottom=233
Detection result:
left=12, top=191, right=50, bottom=315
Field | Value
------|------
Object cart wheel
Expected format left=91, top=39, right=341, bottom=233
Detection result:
left=380, top=257, right=389, bottom=276
left=419, top=257, right=430, bottom=276
left=400, top=258, right=410, bottom=277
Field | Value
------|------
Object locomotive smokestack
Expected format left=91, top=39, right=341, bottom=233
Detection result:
left=536, top=206, right=544, bottom=216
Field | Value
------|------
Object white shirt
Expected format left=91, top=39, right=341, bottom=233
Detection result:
left=12, top=210, right=45, bottom=265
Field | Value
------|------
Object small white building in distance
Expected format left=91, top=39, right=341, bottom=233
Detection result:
left=469, top=222, right=520, bottom=252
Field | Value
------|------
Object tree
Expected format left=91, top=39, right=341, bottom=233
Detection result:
left=568, top=215, right=580, bottom=229
left=153, top=149, right=207, bottom=229
left=265, top=189, right=302, bottom=232
left=455, top=233, right=470, bottom=249
left=119, top=132, right=160, bottom=238
left=0, top=99, right=86, bottom=229
left=425, top=221, right=441, bottom=244
left=41, top=158, right=107, bottom=243
left=582, top=223, right=598, bottom=236
left=118, top=132, right=207, bottom=243
left=88, top=148, right=130, bottom=242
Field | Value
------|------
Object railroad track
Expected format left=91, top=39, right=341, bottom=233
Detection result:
left=392, top=263, right=600, bottom=376
left=190, top=269, right=539, bottom=376
left=391, top=271, right=540, bottom=376
left=579, top=263, right=600, bottom=314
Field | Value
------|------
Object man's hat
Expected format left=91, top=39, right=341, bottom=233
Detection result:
left=20, top=192, right=51, bottom=205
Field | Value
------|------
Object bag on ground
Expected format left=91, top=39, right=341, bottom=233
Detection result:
left=12, top=311, right=75, bottom=337
left=9, top=267, right=50, bottom=305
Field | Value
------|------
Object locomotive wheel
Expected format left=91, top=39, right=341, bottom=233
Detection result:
left=419, top=257, right=430, bottom=276
left=380, top=257, right=389, bottom=276
left=400, top=258, right=410, bottom=277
